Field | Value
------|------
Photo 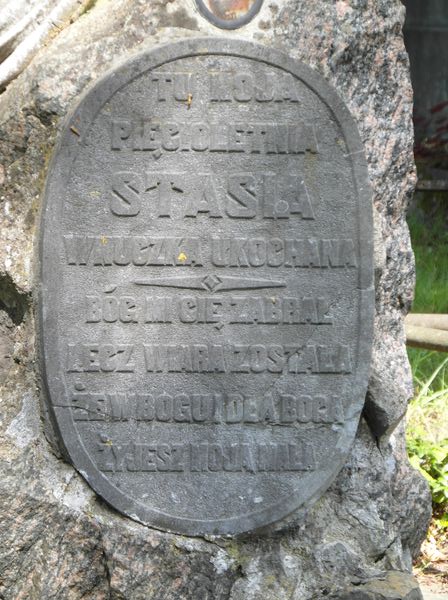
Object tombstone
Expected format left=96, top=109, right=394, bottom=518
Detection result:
left=0, top=1, right=431, bottom=598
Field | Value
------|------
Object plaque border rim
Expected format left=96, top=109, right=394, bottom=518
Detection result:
left=38, top=37, right=375, bottom=537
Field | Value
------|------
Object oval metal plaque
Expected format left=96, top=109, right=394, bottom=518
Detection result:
left=195, top=0, right=263, bottom=29
left=40, top=39, right=374, bottom=536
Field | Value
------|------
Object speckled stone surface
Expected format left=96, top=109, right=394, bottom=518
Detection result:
left=0, top=1, right=431, bottom=598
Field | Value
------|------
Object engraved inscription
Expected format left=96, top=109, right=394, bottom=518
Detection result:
left=85, top=295, right=333, bottom=325
left=108, top=171, right=315, bottom=219
left=145, top=71, right=300, bottom=103
left=111, top=122, right=317, bottom=153
left=63, top=236, right=356, bottom=268
left=63, top=236, right=204, bottom=266
left=66, top=344, right=135, bottom=373
left=142, top=343, right=352, bottom=374
left=65, top=342, right=352, bottom=374
left=70, top=387, right=345, bottom=424
left=40, top=40, right=373, bottom=535
left=95, top=439, right=315, bottom=473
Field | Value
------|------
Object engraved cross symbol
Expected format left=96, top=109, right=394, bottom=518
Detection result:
left=201, top=274, right=223, bottom=292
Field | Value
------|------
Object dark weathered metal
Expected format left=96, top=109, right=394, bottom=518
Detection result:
left=39, top=39, right=374, bottom=536
left=195, top=0, right=264, bottom=29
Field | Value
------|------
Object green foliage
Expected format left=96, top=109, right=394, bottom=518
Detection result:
left=407, top=210, right=448, bottom=314
left=406, top=355, right=448, bottom=525
left=408, top=439, right=448, bottom=505
left=407, top=206, right=448, bottom=528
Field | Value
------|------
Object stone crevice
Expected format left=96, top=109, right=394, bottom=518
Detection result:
left=0, top=273, right=30, bottom=325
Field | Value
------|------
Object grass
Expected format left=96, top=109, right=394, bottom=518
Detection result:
left=406, top=198, right=448, bottom=529
left=407, top=353, right=448, bottom=445
left=407, top=207, right=448, bottom=314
